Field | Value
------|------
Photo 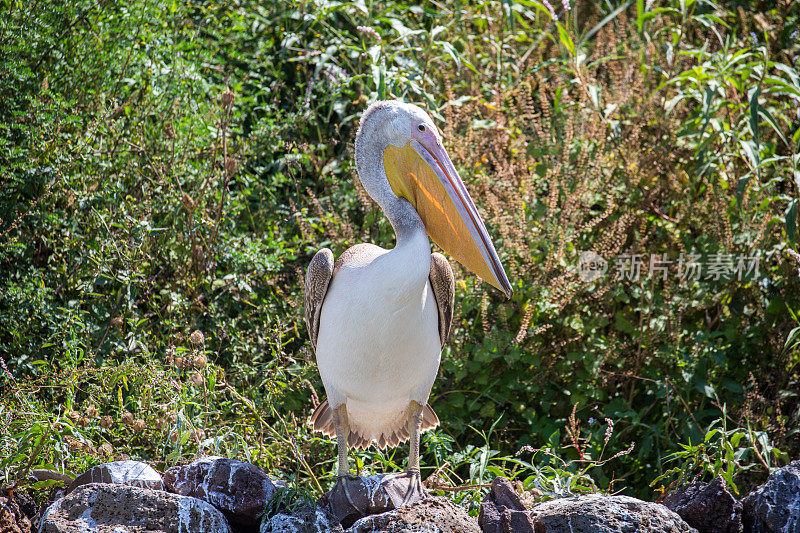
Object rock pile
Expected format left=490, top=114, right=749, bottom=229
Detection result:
left=13, top=457, right=800, bottom=532
left=661, top=461, right=800, bottom=533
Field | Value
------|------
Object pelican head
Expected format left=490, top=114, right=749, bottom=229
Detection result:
left=355, top=100, right=512, bottom=298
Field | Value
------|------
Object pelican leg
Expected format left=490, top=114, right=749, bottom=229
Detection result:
left=407, top=400, right=424, bottom=474
left=392, top=401, right=428, bottom=506
left=328, top=404, right=363, bottom=524
left=333, top=404, right=350, bottom=477
left=377, top=401, right=428, bottom=508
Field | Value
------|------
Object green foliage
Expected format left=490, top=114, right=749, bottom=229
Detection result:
left=1, top=0, right=799, bottom=507
left=651, top=410, right=788, bottom=496
left=263, top=485, right=317, bottom=519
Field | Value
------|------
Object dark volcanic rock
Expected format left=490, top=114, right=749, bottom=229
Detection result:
left=743, top=460, right=800, bottom=533
left=486, top=476, right=525, bottom=511
left=317, top=475, right=478, bottom=532
left=478, top=499, right=503, bottom=533
left=66, top=460, right=164, bottom=494
left=260, top=505, right=343, bottom=533
left=347, top=496, right=479, bottom=533
left=0, top=493, right=32, bottom=533
left=164, top=456, right=276, bottom=529
left=528, top=494, right=697, bottom=532
left=39, top=482, right=230, bottom=532
left=478, top=477, right=536, bottom=533
left=662, top=477, right=742, bottom=533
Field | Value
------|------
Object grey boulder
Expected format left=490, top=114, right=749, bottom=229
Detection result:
left=164, top=456, right=276, bottom=529
left=528, top=494, right=697, bottom=532
left=743, top=460, right=800, bottom=533
left=66, top=460, right=164, bottom=493
left=38, top=482, right=230, bottom=533
left=347, top=496, right=480, bottom=533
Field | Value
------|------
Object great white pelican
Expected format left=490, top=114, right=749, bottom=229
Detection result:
left=305, top=100, right=512, bottom=504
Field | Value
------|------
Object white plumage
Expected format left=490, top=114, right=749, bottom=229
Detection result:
left=316, top=235, right=441, bottom=443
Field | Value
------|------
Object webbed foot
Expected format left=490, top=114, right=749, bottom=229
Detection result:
left=380, top=469, right=427, bottom=508
left=327, top=474, right=365, bottom=526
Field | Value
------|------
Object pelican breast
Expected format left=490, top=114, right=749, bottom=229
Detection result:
left=315, top=242, right=441, bottom=410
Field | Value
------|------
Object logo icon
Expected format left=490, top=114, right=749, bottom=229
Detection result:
left=579, top=251, right=608, bottom=282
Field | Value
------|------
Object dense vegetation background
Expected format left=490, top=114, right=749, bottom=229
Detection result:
left=2, top=0, right=799, bottom=510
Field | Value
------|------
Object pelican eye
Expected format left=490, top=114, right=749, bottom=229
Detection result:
left=417, top=124, right=426, bottom=132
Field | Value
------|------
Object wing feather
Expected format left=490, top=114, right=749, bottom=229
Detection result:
left=429, top=252, right=455, bottom=348
left=304, top=248, right=335, bottom=352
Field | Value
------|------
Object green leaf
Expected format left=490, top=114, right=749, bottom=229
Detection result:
left=739, top=139, right=760, bottom=169
left=786, top=198, right=798, bottom=244
left=557, top=22, right=575, bottom=56
left=758, top=106, right=787, bottom=145
left=32, top=479, right=61, bottom=490
left=378, top=60, right=386, bottom=100
left=615, top=311, right=635, bottom=334
left=748, top=85, right=761, bottom=147
left=440, top=41, right=461, bottom=69
left=636, top=0, right=644, bottom=34
left=784, top=326, right=800, bottom=352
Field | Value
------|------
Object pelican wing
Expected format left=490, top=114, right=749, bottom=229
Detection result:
left=304, top=248, right=334, bottom=352
left=429, top=252, right=455, bottom=348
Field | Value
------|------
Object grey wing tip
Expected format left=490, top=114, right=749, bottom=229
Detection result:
left=305, top=249, right=335, bottom=352
left=310, top=399, right=335, bottom=437
left=422, top=404, right=439, bottom=430
left=429, top=254, right=454, bottom=347
left=307, top=248, right=334, bottom=281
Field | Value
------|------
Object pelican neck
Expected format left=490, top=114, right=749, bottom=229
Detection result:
left=354, top=131, right=428, bottom=250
